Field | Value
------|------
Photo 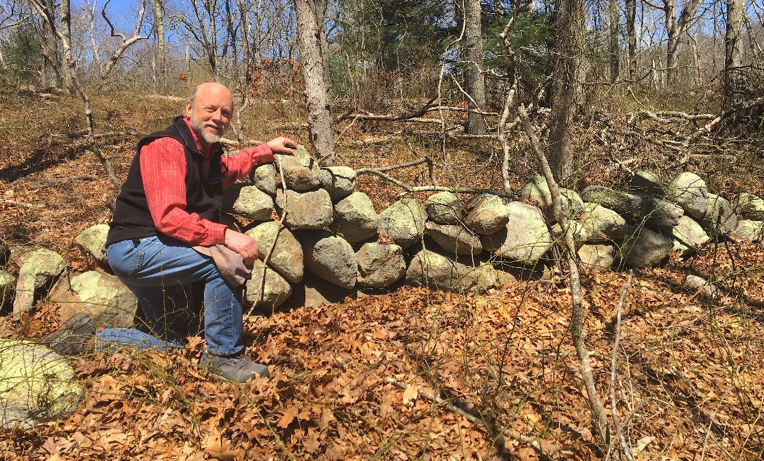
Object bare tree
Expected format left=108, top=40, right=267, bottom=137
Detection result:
left=547, top=0, right=587, bottom=183
left=625, top=0, right=636, bottom=80
left=150, top=0, right=166, bottom=90
left=645, top=0, right=703, bottom=87
left=464, top=0, right=486, bottom=135
left=723, top=0, right=744, bottom=109
left=608, top=0, right=620, bottom=83
left=294, top=0, right=334, bottom=161
left=179, top=0, right=224, bottom=81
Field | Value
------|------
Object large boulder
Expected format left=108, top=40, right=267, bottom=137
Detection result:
left=464, top=194, right=509, bottom=235
left=356, top=242, right=406, bottom=288
left=253, top=163, right=277, bottom=195
left=580, top=186, right=634, bottom=216
left=75, top=224, right=110, bottom=268
left=226, top=185, right=274, bottom=221
left=0, top=270, right=15, bottom=310
left=426, top=192, right=462, bottom=225
left=701, top=193, right=738, bottom=236
left=518, top=175, right=583, bottom=222
left=405, top=249, right=496, bottom=293
left=277, top=188, right=334, bottom=230
left=629, top=171, right=665, bottom=196
left=737, top=193, right=764, bottom=220
left=12, top=247, right=66, bottom=315
left=244, top=260, right=293, bottom=309
left=573, top=203, right=627, bottom=244
left=275, top=145, right=322, bottom=191
left=0, top=339, right=84, bottom=429
left=481, top=202, right=553, bottom=263
left=632, top=195, right=685, bottom=230
left=246, top=222, right=304, bottom=283
left=377, top=197, right=427, bottom=248
left=619, top=226, right=673, bottom=269
left=672, top=215, right=710, bottom=255
left=51, top=271, right=138, bottom=328
left=331, top=192, right=378, bottom=244
left=301, top=231, right=357, bottom=289
left=578, top=244, right=615, bottom=269
left=425, top=222, right=483, bottom=256
left=732, top=220, right=763, bottom=243
left=667, top=172, right=709, bottom=220
left=319, top=166, right=356, bottom=201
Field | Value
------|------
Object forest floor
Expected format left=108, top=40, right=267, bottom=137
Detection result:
left=0, top=87, right=763, bottom=460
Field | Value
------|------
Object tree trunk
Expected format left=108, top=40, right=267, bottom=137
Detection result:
left=724, top=0, right=744, bottom=109
left=465, top=0, right=487, bottom=135
left=151, top=0, right=166, bottom=92
left=548, top=0, right=586, bottom=184
left=625, top=0, right=636, bottom=80
left=294, top=0, right=335, bottom=162
left=608, top=0, right=620, bottom=83
left=40, top=0, right=58, bottom=89
left=59, top=0, right=73, bottom=92
left=662, top=0, right=701, bottom=88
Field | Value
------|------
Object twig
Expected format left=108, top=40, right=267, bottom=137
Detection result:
left=385, top=377, right=559, bottom=456
left=338, top=97, right=438, bottom=123
left=0, top=199, right=44, bottom=209
left=32, top=174, right=98, bottom=189
left=610, top=270, right=634, bottom=461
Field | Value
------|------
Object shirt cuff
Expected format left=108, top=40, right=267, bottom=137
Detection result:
left=205, top=222, right=228, bottom=246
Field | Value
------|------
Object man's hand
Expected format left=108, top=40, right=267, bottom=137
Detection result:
left=224, top=229, right=259, bottom=265
left=267, top=137, right=297, bottom=155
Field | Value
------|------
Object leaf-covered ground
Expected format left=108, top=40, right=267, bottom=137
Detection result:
left=1, top=89, right=763, bottom=459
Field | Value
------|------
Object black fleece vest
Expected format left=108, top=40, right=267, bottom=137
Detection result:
left=106, top=116, right=226, bottom=246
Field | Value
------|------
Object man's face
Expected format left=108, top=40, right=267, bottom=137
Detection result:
left=186, top=83, right=234, bottom=146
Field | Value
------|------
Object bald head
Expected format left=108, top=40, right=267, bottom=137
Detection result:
left=186, top=82, right=234, bottom=146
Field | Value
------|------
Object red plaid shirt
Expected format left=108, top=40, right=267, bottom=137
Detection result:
left=139, top=117, right=274, bottom=246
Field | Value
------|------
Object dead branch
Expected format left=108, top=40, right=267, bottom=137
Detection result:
left=425, top=106, right=500, bottom=116
left=385, top=378, right=559, bottom=457
left=609, top=271, right=634, bottom=461
left=689, top=96, right=764, bottom=140
left=31, top=174, right=98, bottom=189
left=338, top=97, right=438, bottom=123
left=0, top=199, right=44, bottom=209
left=518, top=104, right=610, bottom=445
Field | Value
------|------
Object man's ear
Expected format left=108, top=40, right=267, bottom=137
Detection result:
left=185, top=100, right=192, bottom=118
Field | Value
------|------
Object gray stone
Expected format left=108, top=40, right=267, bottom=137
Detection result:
left=732, top=220, right=763, bottom=243
left=276, top=145, right=321, bottom=191
left=519, top=175, right=583, bottom=221
left=737, top=193, right=764, bottom=220
left=51, top=271, right=138, bottom=329
left=672, top=215, right=710, bottom=255
left=580, top=185, right=634, bottom=216
left=426, top=192, right=462, bottom=225
left=13, top=247, right=65, bottom=316
left=0, top=339, right=84, bottom=429
left=253, top=163, right=277, bottom=195
left=425, top=221, right=483, bottom=256
left=405, top=249, right=496, bottom=293
left=481, top=202, right=553, bottom=263
left=331, top=192, right=378, bottom=244
left=574, top=203, right=627, bottom=244
left=356, top=242, right=406, bottom=288
left=629, top=171, right=665, bottom=196
left=578, top=244, right=615, bottom=269
left=319, top=166, right=356, bottom=201
left=244, top=260, right=292, bottom=309
left=277, top=188, right=334, bottom=230
left=633, top=195, right=685, bottom=230
left=619, top=226, right=673, bottom=268
left=0, top=270, right=15, bottom=310
left=377, top=197, right=427, bottom=248
left=464, top=194, right=509, bottom=236
left=75, top=224, right=109, bottom=268
left=246, top=222, right=303, bottom=283
left=667, top=172, right=709, bottom=219
left=701, top=193, right=738, bottom=236
left=302, top=231, right=357, bottom=289
left=228, top=185, right=274, bottom=221
left=684, top=274, right=718, bottom=298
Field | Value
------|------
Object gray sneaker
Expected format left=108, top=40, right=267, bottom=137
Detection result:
left=200, top=351, right=270, bottom=383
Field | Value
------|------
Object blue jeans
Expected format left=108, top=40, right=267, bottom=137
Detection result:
left=107, top=235, right=244, bottom=356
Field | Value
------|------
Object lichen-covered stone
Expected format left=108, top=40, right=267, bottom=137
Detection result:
left=356, top=243, right=406, bottom=288
left=667, top=172, right=709, bottom=220
left=377, top=198, right=427, bottom=248
left=246, top=222, right=304, bottom=283
left=13, top=247, right=65, bottom=315
left=302, top=231, right=357, bottom=289
left=319, top=166, right=356, bottom=201
left=426, top=192, right=462, bottom=225
left=277, top=189, right=334, bottom=230
left=331, top=192, right=378, bottom=244
left=51, top=271, right=138, bottom=328
left=481, top=202, right=552, bottom=263
left=425, top=222, right=482, bottom=256
left=464, top=194, right=509, bottom=235
left=75, top=224, right=109, bottom=268
left=574, top=203, right=627, bottom=244
left=244, top=260, right=292, bottom=309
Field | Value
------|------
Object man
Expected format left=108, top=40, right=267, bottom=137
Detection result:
left=105, top=82, right=296, bottom=382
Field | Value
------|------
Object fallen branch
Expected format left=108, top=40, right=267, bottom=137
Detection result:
left=609, top=270, right=634, bottom=461
left=32, top=174, right=98, bottom=189
left=385, top=378, right=559, bottom=457
left=689, top=96, right=764, bottom=140
left=0, top=199, right=45, bottom=209
left=338, top=97, right=438, bottom=123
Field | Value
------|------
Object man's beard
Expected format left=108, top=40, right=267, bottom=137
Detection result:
left=189, top=115, right=224, bottom=144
